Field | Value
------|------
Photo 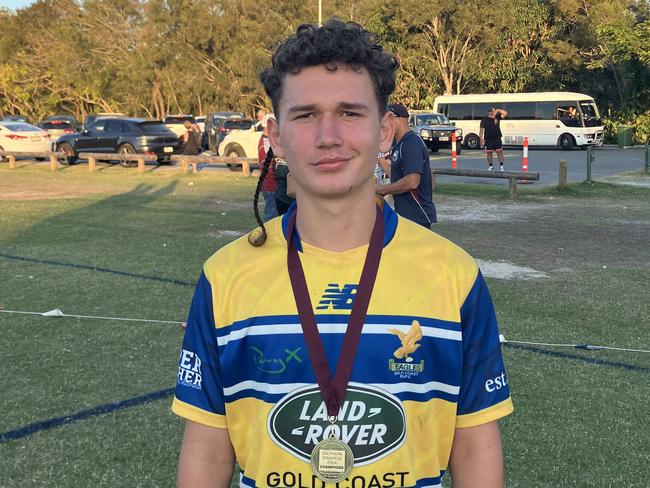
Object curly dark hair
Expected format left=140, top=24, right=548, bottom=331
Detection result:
left=260, top=19, right=399, bottom=117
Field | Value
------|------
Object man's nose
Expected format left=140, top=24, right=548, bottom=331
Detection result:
left=315, top=113, right=343, bottom=147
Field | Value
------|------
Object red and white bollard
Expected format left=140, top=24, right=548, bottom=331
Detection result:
left=451, top=131, right=458, bottom=169
left=518, top=136, right=534, bottom=184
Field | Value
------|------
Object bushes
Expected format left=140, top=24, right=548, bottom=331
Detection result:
left=602, top=111, right=650, bottom=145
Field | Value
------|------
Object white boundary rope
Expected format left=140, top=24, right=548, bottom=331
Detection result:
left=1, top=308, right=648, bottom=354
left=0, top=308, right=181, bottom=325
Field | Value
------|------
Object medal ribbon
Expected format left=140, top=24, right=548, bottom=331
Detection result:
left=287, top=206, right=384, bottom=418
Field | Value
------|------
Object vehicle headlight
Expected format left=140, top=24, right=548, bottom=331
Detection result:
left=419, top=129, right=431, bottom=139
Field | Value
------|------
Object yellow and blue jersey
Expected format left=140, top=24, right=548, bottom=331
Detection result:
left=172, top=204, right=513, bottom=488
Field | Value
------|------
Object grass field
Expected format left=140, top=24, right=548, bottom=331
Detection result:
left=1, top=163, right=649, bottom=487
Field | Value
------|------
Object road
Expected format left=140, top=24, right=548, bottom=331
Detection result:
left=429, top=145, right=647, bottom=187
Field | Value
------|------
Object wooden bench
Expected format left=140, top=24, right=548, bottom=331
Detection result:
left=431, top=168, right=540, bottom=199
left=78, top=152, right=159, bottom=172
left=1, top=151, right=66, bottom=171
left=170, top=155, right=257, bottom=176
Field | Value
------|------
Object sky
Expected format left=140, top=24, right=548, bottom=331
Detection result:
left=0, top=0, right=36, bottom=10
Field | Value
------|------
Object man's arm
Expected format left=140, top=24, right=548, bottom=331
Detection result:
left=378, top=156, right=391, bottom=176
left=448, top=421, right=504, bottom=488
left=178, top=420, right=235, bottom=488
left=496, top=108, right=508, bottom=118
left=376, top=172, right=420, bottom=196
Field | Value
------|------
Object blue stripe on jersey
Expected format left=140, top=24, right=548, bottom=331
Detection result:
left=281, top=201, right=399, bottom=249
left=457, top=271, right=510, bottom=415
left=175, top=272, right=227, bottom=416
left=215, top=313, right=461, bottom=339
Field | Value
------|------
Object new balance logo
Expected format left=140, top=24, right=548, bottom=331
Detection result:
left=316, top=283, right=358, bottom=310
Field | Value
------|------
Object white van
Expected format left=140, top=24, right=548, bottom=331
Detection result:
left=433, top=92, right=605, bottom=150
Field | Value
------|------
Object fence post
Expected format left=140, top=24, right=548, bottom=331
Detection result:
left=242, top=161, right=250, bottom=177
left=586, top=146, right=594, bottom=183
left=559, top=159, right=568, bottom=189
left=137, top=157, right=145, bottom=173
left=508, top=177, right=517, bottom=199
left=49, top=154, right=58, bottom=171
left=8, top=154, right=16, bottom=169
left=181, top=158, right=189, bottom=174
left=88, top=156, right=96, bottom=171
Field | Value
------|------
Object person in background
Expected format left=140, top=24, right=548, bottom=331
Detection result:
left=480, top=107, right=508, bottom=171
left=257, top=116, right=279, bottom=221
left=375, top=103, right=436, bottom=228
left=180, top=120, right=200, bottom=174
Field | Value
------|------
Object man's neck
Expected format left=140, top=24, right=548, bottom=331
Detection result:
left=294, top=190, right=378, bottom=252
left=395, top=126, right=409, bottom=141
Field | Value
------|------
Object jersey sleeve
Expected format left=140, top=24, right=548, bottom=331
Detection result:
left=456, top=270, right=513, bottom=428
left=171, top=271, right=228, bottom=429
left=401, top=138, right=426, bottom=176
left=479, top=118, right=485, bottom=129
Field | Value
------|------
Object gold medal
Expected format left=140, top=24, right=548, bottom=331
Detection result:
left=310, top=436, right=354, bottom=483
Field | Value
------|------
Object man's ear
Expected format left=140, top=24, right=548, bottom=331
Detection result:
left=267, top=117, right=284, bottom=158
left=379, top=111, right=395, bottom=153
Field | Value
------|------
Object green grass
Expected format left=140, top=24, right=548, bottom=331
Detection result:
left=1, top=164, right=649, bottom=487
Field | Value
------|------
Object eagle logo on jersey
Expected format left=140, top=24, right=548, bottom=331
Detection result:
left=389, top=320, right=422, bottom=363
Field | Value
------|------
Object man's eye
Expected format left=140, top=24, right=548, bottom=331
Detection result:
left=342, top=111, right=360, bottom=117
left=294, top=112, right=315, bottom=119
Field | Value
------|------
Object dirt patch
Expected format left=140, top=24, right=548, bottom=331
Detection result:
left=477, top=259, right=548, bottom=280
left=437, top=198, right=561, bottom=223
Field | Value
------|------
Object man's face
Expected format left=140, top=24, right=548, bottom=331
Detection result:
left=268, top=64, right=393, bottom=200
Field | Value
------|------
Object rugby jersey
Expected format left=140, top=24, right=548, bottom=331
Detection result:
left=172, top=203, right=513, bottom=488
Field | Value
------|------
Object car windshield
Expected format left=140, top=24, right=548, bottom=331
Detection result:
left=165, top=116, right=195, bottom=124
left=416, top=114, right=448, bottom=125
left=2, top=123, right=41, bottom=132
left=223, top=119, right=253, bottom=130
left=41, top=121, right=75, bottom=130
left=139, top=122, right=174, bottom=134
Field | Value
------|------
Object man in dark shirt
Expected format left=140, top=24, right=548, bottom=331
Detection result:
left=479, top=108, right=508, bottom=171
left=375, top=103, right=436, bottom=228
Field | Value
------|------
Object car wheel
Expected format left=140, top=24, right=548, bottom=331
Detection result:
left=117, top=143, right=137, bottom=167
left=465, top=134, right=480, bottom=150
left=559, top=134, right=575, bottom=150
left=57, top=142, right=77, bottom=165
left=225, top=145, right=245, bottom=171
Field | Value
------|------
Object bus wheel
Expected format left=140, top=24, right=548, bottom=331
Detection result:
left=465, top=134, right=480, bottom=150
left=559, top=134, right=575, bottom=150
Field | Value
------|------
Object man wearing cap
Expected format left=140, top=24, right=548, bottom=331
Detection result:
left=375, top=103, right=436, bottom=228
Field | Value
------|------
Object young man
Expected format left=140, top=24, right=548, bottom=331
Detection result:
left=479, top=108, right=508, bottom=171
left=375, top=103, right=436, bottom=228
left=173, top=20, right=512, bottom=488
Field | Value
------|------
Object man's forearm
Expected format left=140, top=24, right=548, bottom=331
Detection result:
left=178, top=421, right=235, bottom=488
left=376, top=173, right=420, bottom=196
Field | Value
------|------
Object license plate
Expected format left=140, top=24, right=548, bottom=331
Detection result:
left=164, top=146, right=173, bottom=153
left=439, top=136, right=449, bottom=141
left=31, top=137, right=41, bottom=142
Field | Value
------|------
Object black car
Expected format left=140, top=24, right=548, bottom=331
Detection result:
left=56, top=118, right=180, bottom=166
left=204, top=111, right=245, bottom=152
left=409, top=112, right=463, bottom=154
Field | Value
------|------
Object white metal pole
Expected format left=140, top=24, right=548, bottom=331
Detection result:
left=318, top=0, right=322, bottom=25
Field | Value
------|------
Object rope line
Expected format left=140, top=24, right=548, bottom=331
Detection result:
left=0, top=309, right=181, bottom=325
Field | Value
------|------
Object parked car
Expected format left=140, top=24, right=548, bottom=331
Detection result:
left=0, top=122, right=51, bottom=160
left=204, top=111, right=245, bottom=152
left=42, top=115, right=80, bottom=130
left=218, top=120, right=264, bottom=169
left=55, top=118, right=180, bottom=166
left=83, top=112, right=125, bottom=130
left=409, top=111, right=463, bottom=154
left=164, top=114, right=196, bottom=138
left=39, top=120, right=77, bottom=147
left=213, top=119, right=255, bottom=154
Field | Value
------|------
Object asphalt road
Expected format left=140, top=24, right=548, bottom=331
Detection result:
left=429, top=145, right=647, bottom=187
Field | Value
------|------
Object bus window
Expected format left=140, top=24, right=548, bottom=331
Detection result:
left=473, top=103, right=492, bottom=120
left=437, top=104, right=449, bottom=116
left=448, top=103, right=473, bottom=120
left=504, top=102, right=535, bottom=119
left=579, top=101, right=602, bottom=127
left=558, top=102, right=581, bottom=127
left=536, top=101, right=556, bottom=120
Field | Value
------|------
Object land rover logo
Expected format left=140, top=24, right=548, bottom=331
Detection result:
left=267, top=383, right=406, bottom=466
